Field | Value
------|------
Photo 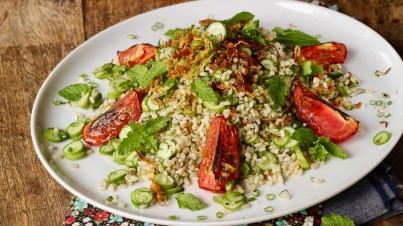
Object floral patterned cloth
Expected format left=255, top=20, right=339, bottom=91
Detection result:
left=64, top=196, right=322, bottom=226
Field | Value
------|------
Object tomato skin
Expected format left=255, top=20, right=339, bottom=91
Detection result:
left=198, top=116, right=240, bottom=193
left=297, top=42, right=348, bottom=66
left=82, top=91, right=142, bottom=146
left=117, top=43, right=158, bottom=68
left=293, top=83, right=359, bottom=143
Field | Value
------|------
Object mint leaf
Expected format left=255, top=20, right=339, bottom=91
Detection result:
left=268, top=76, right=287, bottom=111
left=144, top=116, right=169, bottom=135
left=143, top=135, right=158, bottom=152
left=221, top=11, right=255, bottom=25
left=175, top=193, right=207, bottom=211
left=128, top=64, right=147, bottom=84
left=317, top=137, right=349, bottom=159
left=119, top=118, right=169, bottom=154
left=310, top=142, right=328, bottom=161
left=58, top=83, right=91, bottom=101
left=241, top=20, right=266, bottom=45
left=291, top=127, right=318, bottom=146
left=129, top=61, right=166, bottom=89
left=322, top=214, right=355, bottom=226
left=274, top=29, right=320, bottom=47
left=191, top=78, right=219, bottom=103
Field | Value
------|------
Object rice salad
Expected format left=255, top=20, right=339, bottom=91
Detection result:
left=46, top=12, right=361, bottom=213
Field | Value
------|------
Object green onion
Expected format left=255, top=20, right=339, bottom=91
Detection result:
left=375, top=70, right=383, bottom=77
left=127, top=34, right=137, bottom=39
left=381, top=93, right=390, bottom=98
left=216, top=212, right=224, bottom=218
left=251, top=190, right=260, bottom=197
left=356, top=88, right=366, bottom=94
left=264, top=206, right=274, bottom=212
left=375, top=100, right=383, bottom=106
left=387, top=101, right=393, bottom=105
left=168, top=215, right=178, bottom=220
left=197, top=215, right=207, bottom=221
left=384, top=113, right=392, bottom=118
left=377, top=112, right=385, bottom=117
left=247, top=197, right=257, bottom=202
left=106, top=196, right=114, bottom=202
left=266, top=194, right=275, bottom=201
left=151, top=22, right=164, bottom=31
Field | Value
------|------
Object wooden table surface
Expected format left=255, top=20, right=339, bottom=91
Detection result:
left=1, top=0, right=402, bottom=225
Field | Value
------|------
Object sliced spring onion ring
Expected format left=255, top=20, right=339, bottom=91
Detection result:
left=216, top=212, right=224, bottom=218
left=266, top=194, right=275, bottom=201
left=197, top=215, right=207, bottom=220
left=264, top=206, right=274, bottom=212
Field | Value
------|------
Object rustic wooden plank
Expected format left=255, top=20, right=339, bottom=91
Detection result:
left=83, top=0, right=190, bottom=39
left=0, top=0, right=84, bottom=225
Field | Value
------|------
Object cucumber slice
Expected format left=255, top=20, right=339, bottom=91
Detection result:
left=66, top=121, right=85, bottom=141
left=131, top=187, right=154, bottom=208
left=260, top=59, right=275, bottom=69
left=203, top=101, right=229, bottom=113
left=63, top=140, right=86, bottom=160
left=146, top=96, right=160, bottom=111
left=206, top=22, right=227, bottom=42
left=164, top=185, right=184, bottom=195
left=44, top=127, right=69, bottom=143
left=125, top=151, right=139, bottom=168
left=107, top=169, right=128, bottom=184
left=141, top=95, right=150, bottom=112
left=89, top=91, right=103, bottom=108
left=256, top=151, right=278, bottom=171
left=99, top=143, right=115, bottom=156
left=373, top=131, right=391, bottom=145
left=119, top=124, right=133, bottom=140
left=294, top=146, right=310, bottom=169
left=272, top=130, right=291, bottom=147
left=77, top=91, right=91, bottom=108
left=301, top=61, right=313, bottom=76
left=154, top=173, right=175, bottom=189
left=244, top=133, right=259, bottom=145
left=156, top=140, right=176, bottom=159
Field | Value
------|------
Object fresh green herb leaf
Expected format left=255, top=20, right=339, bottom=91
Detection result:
left=310, top=142, right=328, bottom=161
left=175, top=193, right=208, bottom=211
left=221, top=11, right=255, bottom=25
left=317, top=137, right=349, bottom=159
left=291, top=127, right=318, bottom=146
left=322, top=214, right=355, bottom=226
left=268, top=76, right=287, bottom=111
left=119, top=117, right=169, bottom=154
left=241, top=20, right=267, bottom=45
left=311, top=63, right=324, bottom=75
left=191, top=78, right=219, bottom=103
left=142, top=135, right=158, bottom=152
left=128, top=61, right=166, bottom=89
left=144, top=116, right=169, bottom=135
left=58, top=84, right=91, bottom=101
left=274, top=29, right=320, bottom=47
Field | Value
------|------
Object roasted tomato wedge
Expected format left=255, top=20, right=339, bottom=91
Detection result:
left=82, top=91, right=142, bottom=146
left=117, top=43, right=158, bottom=68
left=198, top=116, right=240, bottom=193
left=293, top=83, right=359, bottom=143
left=296, top=42, right=348, bottom=67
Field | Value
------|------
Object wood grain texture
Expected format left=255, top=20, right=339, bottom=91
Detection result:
left=0, top=0, right=402, bottom=225
left=0, top=0, right=84, bottom=225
